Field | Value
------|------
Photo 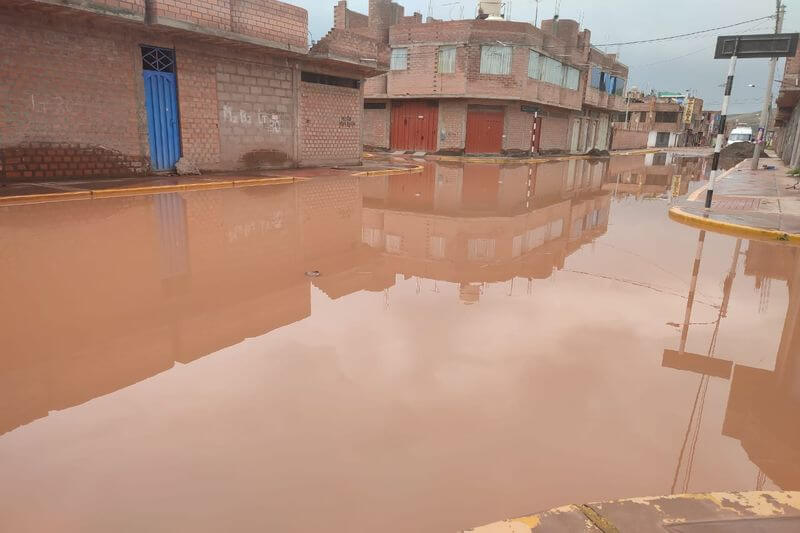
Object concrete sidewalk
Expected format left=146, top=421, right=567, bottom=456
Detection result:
left=670, top=157, right=800, bottom=244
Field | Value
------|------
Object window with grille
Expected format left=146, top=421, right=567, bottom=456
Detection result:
left=364, top=102, right=387, bottom=110
left=385, top=234, right=402, bottom=253
left=480, top=45, right=512, bottom=75
left=141, top=46, right=176, bottom=73
left=391, top=48, right=408, bottom=70
left=438, top=46, right=456, bottom=74
left=528, top=50, right=541, bottom=79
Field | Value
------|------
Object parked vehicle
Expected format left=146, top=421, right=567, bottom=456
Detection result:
left=727, top=126, right=754, bottom=145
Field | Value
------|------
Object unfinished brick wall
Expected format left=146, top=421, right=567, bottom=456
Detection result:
left=148, top=0, right=232, bottom=31
left=540, top=114, right=572, bottom=152
left=299, top=82, right=362, bottom=164
left=363, top=106, right=390, bottom=149
left=176, top=49, right=222, bottom=169
left=231, top=0, right=308, bottom=48
left=438, top=101, right=467, bottom=151
left=0, top=11, right=147, bottom=180
left=215, top=58, right=294, bottom=169
left=611, top=129, right=648, bottom=150
left=504, top=105, right=535, bottom=152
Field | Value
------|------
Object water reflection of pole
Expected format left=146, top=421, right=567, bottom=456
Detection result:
left=679, top=231, right=707, bottom=354
left=671, top=236, right=742, bottom=494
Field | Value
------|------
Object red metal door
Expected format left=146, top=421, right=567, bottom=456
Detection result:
left=391, top=101, right=439, bottom=151
left=465, top=108, right=505, bottom=154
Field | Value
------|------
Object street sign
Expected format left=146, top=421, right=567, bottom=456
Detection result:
left=521, top=104, right=539, bottom=114
left=714, top=33, right=799, bottom=59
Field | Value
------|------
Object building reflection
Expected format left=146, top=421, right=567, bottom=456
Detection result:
left=604, top=153, right=708, bottom=200
left=0, top=158, right=611, bottom=435
left=664, top=236, right=800, bottom=490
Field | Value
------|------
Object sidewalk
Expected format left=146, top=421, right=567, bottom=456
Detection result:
left=0, top=161, right=423, bottom=207
left=465, top=491, right=800, bottom=532
left=669, top=156, right=800, bottom=244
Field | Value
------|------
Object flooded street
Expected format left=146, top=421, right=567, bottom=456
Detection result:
left=1, top=154, right=798, bottom=532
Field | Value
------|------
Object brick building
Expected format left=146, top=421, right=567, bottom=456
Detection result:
left=335, top=0, right=628, bottom=155
left=610, top=90, right=705, bottom=150
left=774, top=46, right=800, bottom=166
left=0, top=0, right=388, bottom=182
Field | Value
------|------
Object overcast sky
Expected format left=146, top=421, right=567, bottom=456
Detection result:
left=295, top=0, right=798, bottom=114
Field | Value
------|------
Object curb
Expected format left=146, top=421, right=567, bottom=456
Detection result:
left=0, top=177, right=296, bottom=207
left=352, top=165, right=425, bottom=176
left=422, top=148, right=664, bottom=165
left=686, top=159, right=749, bottom=202
left=668, top=206, right=800, bottom=244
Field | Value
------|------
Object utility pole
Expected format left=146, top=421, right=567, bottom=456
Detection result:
left=707, top=41, right=739, bottom=209
left=751, top=1, right=784, bottom=170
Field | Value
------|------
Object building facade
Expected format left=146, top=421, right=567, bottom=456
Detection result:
left=774, top=45, right=800, bottom=166
left=611, top=90, right=705, bottom=150
left=336, top=0, right=628, bottom=155
left=0, top=0, right=387, bottom=182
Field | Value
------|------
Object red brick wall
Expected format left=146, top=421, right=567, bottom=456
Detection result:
left=149, top=0, right=231, bottom=31
left=540, top=114, right=572, bottom=152
left=231, top=0, right=308, bottom=48
left=363, top=105, right=390, bottom=149
left=0, top=11, right=148, bottom=180
left=176, top=49, right=222, bottom=168
left=438, top=100, right=466, bottom=151
left=215, top=58, right=295, bottom=169
left=148, top=0, right=308, bottom=48
left=504, top=105, right=535, bottom=152
left=611, top=129, right=648, bottom=150
left=364, top=74, right=388, bottom=96
left=299, top=82, right=362, bottom=164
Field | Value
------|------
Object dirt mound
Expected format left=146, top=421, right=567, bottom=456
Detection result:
left=719, top=141, right=755, bottom=165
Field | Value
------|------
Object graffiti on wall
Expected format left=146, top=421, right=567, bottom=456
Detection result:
left=222, top=105, right=283, bottom=134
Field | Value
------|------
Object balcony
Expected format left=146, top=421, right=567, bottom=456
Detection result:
left=585, top=87, right=626, bottom=112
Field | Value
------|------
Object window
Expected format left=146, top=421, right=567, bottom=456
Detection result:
left=512, top=235, right=523, bottom=258
left=525, top=226, right=547, bottom=251
left=141, top=46, right=176, bottom=73
left=606, top=76, right=616, bottom=95
left=549, top=219, right=564, bottom=240
left=480, top=45, right=512, bottom=75
left=564, top=66, right=580, bottom=90
left=385, top=234, right=402, bottom=253
left=364, top=102, right=387, bottom=110
left=301, top=71, right=359, bottom=89
left=590, top=67, right=602, bottom=89
left=429, top=236, right=446, bottom=258
left=362, top=227, right=383, bottom=248
left=468, top=239, right=496, bottom=261
left=528, top=50, right=541, bottom=79
left=438, top=46, right=456, bottom=74
left=542, top=56, right=563, bottom=85
left=614, top=78, right=625, bottom=96
left=390, top=48, right=408, bottom=70
left=655, top=111, right=680, bottom=123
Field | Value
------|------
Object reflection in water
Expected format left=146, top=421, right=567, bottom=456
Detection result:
left=0, top=158, right=620, bottom=435
left=4, top=154, right=797, bottom=532
left=665, top=236, right=800, bottom=491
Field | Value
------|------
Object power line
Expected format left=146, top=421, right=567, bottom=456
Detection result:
left=594, top=15, right=776, bottom=46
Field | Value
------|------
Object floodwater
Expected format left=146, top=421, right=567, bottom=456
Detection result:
left=0, top=153, right=798, bottom=533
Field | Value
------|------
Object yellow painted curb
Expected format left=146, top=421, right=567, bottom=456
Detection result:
left=182, top=180, right=234, bottom=191
left=0, top=190, right=92, bottom=206
left=668, top=206, right=800, bottom=245
left=91, top=184, right=189, bottom=198
left=353, top=165, right=425, bottom=176
left=233, top=177, right=295, bottom=187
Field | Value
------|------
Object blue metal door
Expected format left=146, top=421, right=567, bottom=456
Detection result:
left=143, top=70, right=181, bottom=171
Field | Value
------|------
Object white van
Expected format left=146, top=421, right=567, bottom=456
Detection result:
left=727, top=127, right=753, bottom=145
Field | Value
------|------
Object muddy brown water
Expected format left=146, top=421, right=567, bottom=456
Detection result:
left=1, top=154, right=797, bottom=532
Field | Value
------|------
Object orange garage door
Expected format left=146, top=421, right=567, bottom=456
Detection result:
left=391, top=101, right=439, bottom=152
left=465, top=107, right=504, bottom=154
